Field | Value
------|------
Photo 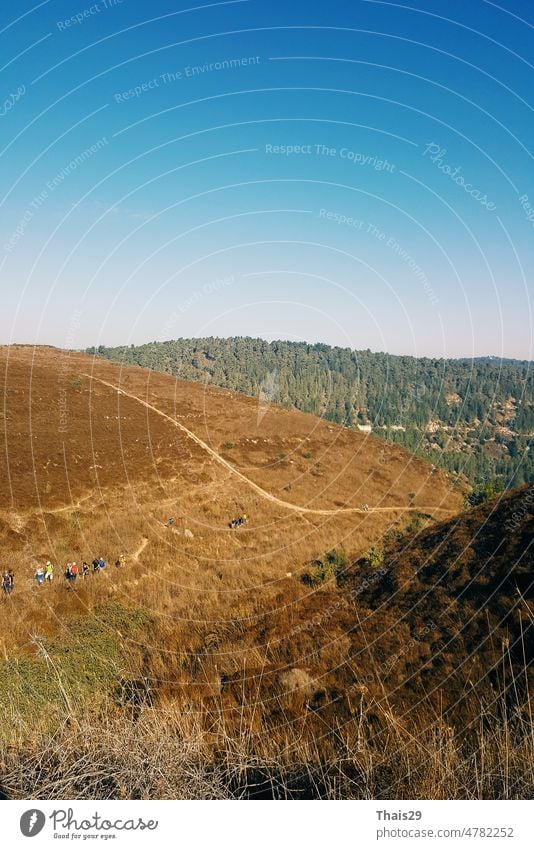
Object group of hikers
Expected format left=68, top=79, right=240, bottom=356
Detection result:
left=61, top=558, right=102, bottom=584
left=229, top=514, right=247, bottom=529
left=34, top=554, right=127, bottom=586
left=1, top=552, right=129, bottom=596
left=1, top=554, right=128, bottom=595
left=4, top=511, right=249, bottom=595
left=167, top=513, right=248, bottom=530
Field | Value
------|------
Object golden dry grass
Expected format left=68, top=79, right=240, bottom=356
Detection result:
left=1, top=346, right=531, bottom=800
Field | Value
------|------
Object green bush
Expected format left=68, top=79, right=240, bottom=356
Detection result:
left=0, top=603, right=151, bottom=742
left=404, top=514, right=424, bottom=535
left=464, top=483, right=501, bottom=508
left=303, top=549, right=348, bottom=586
left=364, top=545, right=384, bottom=569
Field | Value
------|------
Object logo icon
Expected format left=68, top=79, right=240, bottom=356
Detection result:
left=257, top=369, right=279, bottom=426
left=20, top=810, right=46, bottom=837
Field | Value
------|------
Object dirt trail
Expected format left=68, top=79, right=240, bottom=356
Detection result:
left=82, top=374, right=455, bottom=519
left=132, top=537, right=149, bottom=561
left=39, top=493, right=96, bottom=515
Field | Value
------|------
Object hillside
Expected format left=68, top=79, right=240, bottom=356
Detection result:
left=90, top=337, right=534, bottom=489
left=0, top=343, right=460, bottom=542
left=339, top=485, right=533, bottom=720
left=0, top=346, right=531, bottom=800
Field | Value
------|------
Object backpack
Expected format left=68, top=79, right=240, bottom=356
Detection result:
left=70, top=564, right=78, bottom=575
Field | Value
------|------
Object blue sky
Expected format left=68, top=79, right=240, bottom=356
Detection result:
left=1, top=0, right=532, bottom=358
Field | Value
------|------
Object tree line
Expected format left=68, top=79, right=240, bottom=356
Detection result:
left=87, top=338, right=534, bottom=489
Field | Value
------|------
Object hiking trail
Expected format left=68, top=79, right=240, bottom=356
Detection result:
left=82, top=374, right=455, bottom=519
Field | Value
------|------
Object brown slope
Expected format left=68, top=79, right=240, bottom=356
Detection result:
left=121, top=487, right=531, bottom=767
left=0, top=345, right=462, bottom=515
left=156, top=487, right=531, bottom=755
left=0, top=344, right=462, bottom=658
left=82, top=371, right=455, bottom=519
left=334, top=485, right=533, bottom=720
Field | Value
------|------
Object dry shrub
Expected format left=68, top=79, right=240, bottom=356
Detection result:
left=1, top=696, right=532, bottom=800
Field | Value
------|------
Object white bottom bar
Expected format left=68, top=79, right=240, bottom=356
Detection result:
left=2, top=800, right=532, bottom=848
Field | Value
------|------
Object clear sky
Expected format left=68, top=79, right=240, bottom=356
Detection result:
left=0, top=0, right=532, bottom=358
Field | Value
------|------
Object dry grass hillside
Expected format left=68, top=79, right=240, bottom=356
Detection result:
left=0, top=346, right=531, bottom=800
left=0, top=344, right=461, bottom=621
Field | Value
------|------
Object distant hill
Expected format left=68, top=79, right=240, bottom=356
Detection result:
left=462, top=356, right=532, bottom=365
left=89, top=338, right=534, bottom=489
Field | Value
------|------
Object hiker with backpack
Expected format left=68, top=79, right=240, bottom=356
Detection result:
left=45, top=561, right=54, bottom=582
left=115, top=553, right=126, bottom=569
left=92, top=558, right=100, bottom=573
left=82, top=561, right=90, bottom=579
left=98, top=557, right=106, bottom=570
left=7, top=570, right=14, bottom=593
left=2, top=571, right=11, bottom=594
left=65, top=562, right=78, bottom=583
left=35, top=565, right=45, bottom=585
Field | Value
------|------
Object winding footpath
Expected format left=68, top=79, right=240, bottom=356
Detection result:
left=82, top=373, right=456, bottom=519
